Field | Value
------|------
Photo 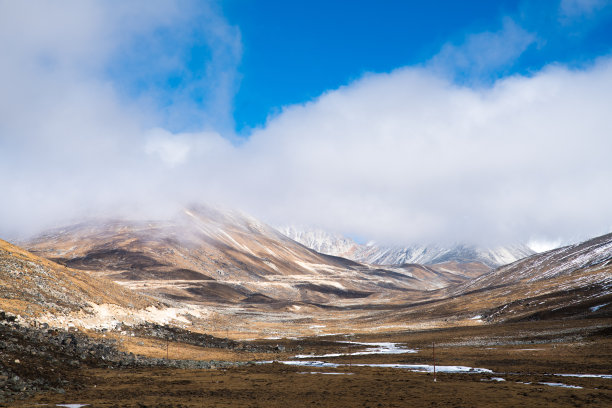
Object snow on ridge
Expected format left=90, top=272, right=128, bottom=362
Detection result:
left=462, top=233, right=612, bottom=291
left=278, top=226, right=357, bottom=257
left=278, top=226, right=535, bottom=268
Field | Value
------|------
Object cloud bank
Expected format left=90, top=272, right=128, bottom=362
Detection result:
left=1, top=1, right=611, bottom=247
left=229, top=60, right=612, bottom=245
left=0, top=0, right=240, bottom=237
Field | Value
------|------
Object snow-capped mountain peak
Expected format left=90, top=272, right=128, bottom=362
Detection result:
left=276, top=226, right=358, bottom=257
left=279, top=226, right=535, bottom=268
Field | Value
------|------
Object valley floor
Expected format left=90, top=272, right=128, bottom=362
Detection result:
left=13, top=318, right=612, bottom=407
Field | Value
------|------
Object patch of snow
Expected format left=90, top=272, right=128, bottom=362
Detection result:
left=218, top=230, right=256, bottom=256
left=56, top=405, right=90, bottom=408
left=271, top=360, right=340, bottom=368
left=353, top=363, right=493, bottom=374
left=37, top=303, right=207, bottom=331
left=294, top=353, right=343, bottom=358
left=590, top=303, right=609, bottom=312
left=555, top=373, right=612, bottom=379
left=294, top=342, right=417, bottom=359
left=538, top=382, right=583, bottom=389
left=297, top=372, right=354, bottom=375
left=278, top=226, right=357, bottom=257
left=273, top=361, right=492, bottom=374
left=262, top=260, right=279, bottom=272
left=295, top=261, right=339, bottom=275
left=339, top=341, right=418, bottom=355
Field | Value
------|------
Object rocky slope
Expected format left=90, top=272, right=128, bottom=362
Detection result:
left=0, top=238, right=155, bottom=318
left=278, top=226, right=535, bottom=268
left=0, top=238, right=225, bottom=333
left=0, top=312, right=264, bottom=404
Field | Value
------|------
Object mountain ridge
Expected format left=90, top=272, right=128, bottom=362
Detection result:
left=278, top=226, right=535, bottom=268
left=1, top=209, right=609, bottom=339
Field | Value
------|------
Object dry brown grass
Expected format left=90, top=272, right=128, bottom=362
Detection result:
left=0, top=238, right=157, bottom=317
left=16, top=319, right=612, bottom=408
left=102, top=333, right=278, bottom=362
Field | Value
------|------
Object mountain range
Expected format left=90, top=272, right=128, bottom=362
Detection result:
left=0, top=205, right=608, bottom=335
left=278, top=226, right=535, bottom=268
left=23, top=206, right=476, bottom=310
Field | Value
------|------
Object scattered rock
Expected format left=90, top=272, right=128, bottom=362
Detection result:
left=0, top=314, right=249, bottom=404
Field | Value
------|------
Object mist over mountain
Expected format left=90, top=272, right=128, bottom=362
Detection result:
left=2, top=0, right=612, bottom=245
left=24, top=206, right=478, bottom=309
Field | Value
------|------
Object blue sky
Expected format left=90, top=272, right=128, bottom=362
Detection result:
left=228, top=0, right=612, bottom=132
left=224, top=0, right=527, bottom=132
left=117, top=0, right=612, bottom=134
left=224, top=0, right=519, bottom=132
left=100, top=0, right=612, bottom=134
left=2, top=0, right=612, bottom=246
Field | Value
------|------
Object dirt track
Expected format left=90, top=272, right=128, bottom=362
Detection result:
left=13, top=318, right=612, bottom=407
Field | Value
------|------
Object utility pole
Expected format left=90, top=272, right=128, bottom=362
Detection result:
left=433, top=341, right=436, bottom=382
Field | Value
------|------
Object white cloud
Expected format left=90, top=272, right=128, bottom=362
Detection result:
left=0, top=1, right=240, bottom=238
left=145, top=129, right=192, bottom=167
left=144, top=127, right=233, bottom=168
left=428, top=19, right=536, bottom=82
left=222, top=59, right=612, bottom=245
left=1, top=2, right=611, bottom=248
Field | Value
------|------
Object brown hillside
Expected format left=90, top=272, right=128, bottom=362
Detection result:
left=0, top=239, right=156, bottom=318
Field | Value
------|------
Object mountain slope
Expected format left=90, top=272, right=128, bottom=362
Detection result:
left=8, top=215, right=611, bottom=335
left=461, top=232, right=612, bottom=291
left=372, top=233, right=612, bottom=326
left=278, top=226, right=535, bottom=268
left=352, top=243, right=535, bottom=268
left=0, top=238, right=157, bottom=322
left=25, top=206, right=470, bottom=307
